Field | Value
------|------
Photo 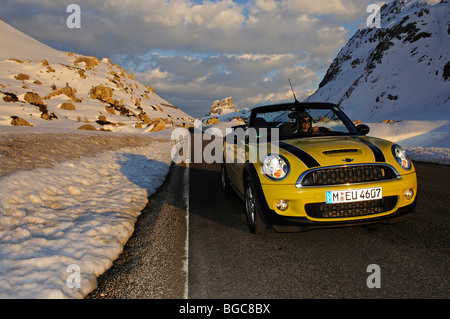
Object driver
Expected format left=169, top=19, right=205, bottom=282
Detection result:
left=295, top=112, right=318, bottom=133
left=295, top=112, right=331, bottom=133
left=296, top=112, right=313, bottom=133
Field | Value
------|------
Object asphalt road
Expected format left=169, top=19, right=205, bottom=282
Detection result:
left=187, top=139, right=449, bottom=299
left=86, top=162, right=188, bottom=299
left=88, top=134, right=449, bottom=300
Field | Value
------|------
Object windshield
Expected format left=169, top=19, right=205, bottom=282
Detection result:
left=250, top=104, right=358, bottom=140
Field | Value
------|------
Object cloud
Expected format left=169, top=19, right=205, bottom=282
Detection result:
left=3, top=0, right=364, bottom=56
left=127, top=51, right=320, bottom=116
left=2, top=0, right=377, bottom=117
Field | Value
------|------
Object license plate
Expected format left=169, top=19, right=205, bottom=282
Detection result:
left=326, top=187, right=382, bottom=204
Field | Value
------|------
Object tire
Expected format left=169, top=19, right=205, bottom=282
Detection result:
left=244, top=176, right=269, bottom=234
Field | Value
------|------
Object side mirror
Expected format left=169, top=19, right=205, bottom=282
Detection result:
left=356, top=124, right=370, bottom=135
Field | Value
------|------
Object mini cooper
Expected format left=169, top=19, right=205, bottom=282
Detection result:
left=221, top=102, right=417, bottom=234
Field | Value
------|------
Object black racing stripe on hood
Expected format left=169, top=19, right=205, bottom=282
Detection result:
left=278, top=141, right=320, bottom=168
left=353, top=137, right=386, bottom=162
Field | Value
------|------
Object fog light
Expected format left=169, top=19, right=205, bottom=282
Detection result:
left=403, top=189, right=414, bottom=200
left=276, top=199, right=288, bottom=211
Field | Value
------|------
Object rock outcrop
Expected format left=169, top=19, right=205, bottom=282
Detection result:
left=44, top=84, right=82, bottom=103
left=208, top=97, right=236, bottom=116
left=89, top=85, right=114, bottom=103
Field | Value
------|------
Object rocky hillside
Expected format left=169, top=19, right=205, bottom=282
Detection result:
left=307, top=0, right=449, bottom=122
left=0, top=19, right=194, bottom=132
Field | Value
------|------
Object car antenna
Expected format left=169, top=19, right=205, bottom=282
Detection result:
left=288, top=79, right=300, bottom=104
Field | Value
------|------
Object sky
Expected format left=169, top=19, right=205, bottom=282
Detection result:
left=2, top=0, right=384, bottom=117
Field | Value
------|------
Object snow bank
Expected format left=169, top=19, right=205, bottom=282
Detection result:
left=365, top=119, right=450, bottom=165
left=404, top=147, right=450, bottom=165
left=0, top=140, right=173, bottom=298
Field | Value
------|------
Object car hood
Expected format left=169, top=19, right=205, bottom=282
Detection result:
left=274, top=135, right=390, bottom=168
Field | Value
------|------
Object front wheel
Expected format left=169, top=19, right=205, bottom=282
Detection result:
left=245, top=176, right=269, bottom=234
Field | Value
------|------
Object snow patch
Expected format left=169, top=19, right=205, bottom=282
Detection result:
left=0, top=141, right=173, bottom=298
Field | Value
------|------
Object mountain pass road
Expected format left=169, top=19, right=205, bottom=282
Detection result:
left=187, top=135, right=449, bottom=299
left=88, top=133, right=449, bottom=299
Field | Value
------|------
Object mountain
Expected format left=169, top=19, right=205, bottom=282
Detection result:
left=208, top=97, right=236, bottom=116
left=307, top=0, right=449, bottom=122
left=200, top=96, right=249, bottom=125
left=0, top=19, right=194, bottom=132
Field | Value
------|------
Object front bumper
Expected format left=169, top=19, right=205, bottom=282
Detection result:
left=268, top=197, right=416, bottom=232
left=259, top=172, right=417, bottom=232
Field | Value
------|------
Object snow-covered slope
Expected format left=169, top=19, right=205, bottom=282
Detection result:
left=307, top=0, right=449, bottom=122
left=0, top=19, right=194, bottom=132
left=0, top=19, right=186, bottom=299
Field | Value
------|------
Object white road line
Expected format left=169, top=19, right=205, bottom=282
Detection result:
left=182, top=154, right=190, bottom=299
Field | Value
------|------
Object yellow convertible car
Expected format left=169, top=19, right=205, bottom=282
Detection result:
left=221, top=102, right=417, bottom=234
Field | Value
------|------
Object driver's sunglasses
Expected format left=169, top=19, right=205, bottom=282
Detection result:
left=300, top=118, right=311, bottom=124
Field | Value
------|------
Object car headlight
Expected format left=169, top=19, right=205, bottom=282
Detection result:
left=392, top=144, right=411, bottom=170
left=261, top=154, right=290, bottom=180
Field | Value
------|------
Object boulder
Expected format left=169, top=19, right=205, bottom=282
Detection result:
left=44, top=85, right=82, bottom=103
left=60, top=102, right=76, bottom=110
left=3, top=92, right=18, bottom=102
left=90, top=85, right=114, bottom=104
left=11, top=116, right=33, bottom=126
left=14, top=73, right=30, bottom=81
left=24, top=92, right=46, bottom=108
left=205, top=117, right=219, bottom=125
left=74, top=56, right=100, bottom=69
left=138, top=112, right=152, bottom=125
left=104, top=105, right=116, bottom=114
left=150, top=119, right=167, bottom=132
left=77, top=124, right=98, bottom=131
left=41, top=112, right=57, bottom=120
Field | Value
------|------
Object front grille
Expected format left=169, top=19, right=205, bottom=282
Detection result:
left=305, top=196, right=398, bottom=219
left=298, top=165, right=399, bottom=187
